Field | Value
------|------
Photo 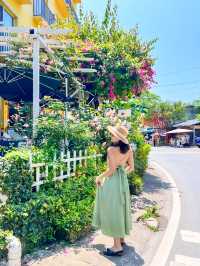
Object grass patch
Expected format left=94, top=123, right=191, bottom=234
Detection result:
left=139, top=205, right=160, bottom=221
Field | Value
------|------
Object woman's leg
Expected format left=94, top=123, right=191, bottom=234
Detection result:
left=120, top=237, right=125, bottom=243
left=112, top=238, right=122, bottom=251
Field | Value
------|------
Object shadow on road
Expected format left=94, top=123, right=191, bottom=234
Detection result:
left=143, top=172, right=172, bottom=194
left=93, top=243, right=145, bottom=266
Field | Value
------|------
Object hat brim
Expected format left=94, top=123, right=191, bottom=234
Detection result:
left=107, top=126, right=129, bottom=144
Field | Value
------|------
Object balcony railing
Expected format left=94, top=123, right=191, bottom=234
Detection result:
left=33, top=0, right=56, bottom=25
left=0, top=21, right=10, bottom=53
left=65, top=0, right=80, bottom=24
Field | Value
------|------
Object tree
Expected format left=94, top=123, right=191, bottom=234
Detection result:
left=193, top=99, right=200, bottom=118
left=77, top=0, right=157, bottom=99
left=171, top=101, right=187, bottom=123
left=142, top=95, right=187, bottom=128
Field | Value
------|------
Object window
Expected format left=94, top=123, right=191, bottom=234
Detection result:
left=0, top=5, right=14, bottom=26
left=0, top=5, right=14, bottom=52
left=0, top=6, right=3, bottom=25
left=3, top=8, right=14, bottom=26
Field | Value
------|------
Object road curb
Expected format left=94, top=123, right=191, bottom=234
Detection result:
left=149, top=161, right=181, bottom=266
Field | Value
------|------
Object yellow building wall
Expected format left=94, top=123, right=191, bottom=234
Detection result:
left=0, top=0, right=80, bottom=27
left=0, top=0, right=81, bottom=131
left=0, top=99, right=9, bottom=131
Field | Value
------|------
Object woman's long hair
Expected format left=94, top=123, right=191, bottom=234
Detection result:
left=110, top=140, right=130, bottom=154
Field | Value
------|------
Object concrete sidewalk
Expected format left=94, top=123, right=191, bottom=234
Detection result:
left=24, top=162, right=172, bottom=266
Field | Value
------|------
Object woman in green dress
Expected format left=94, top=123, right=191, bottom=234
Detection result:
left=92, top=125, right=134, bottom=257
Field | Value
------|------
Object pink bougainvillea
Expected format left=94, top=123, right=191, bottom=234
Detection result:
left=109, top=84, right=117, bottom=100
left=137, top=60, right=156, bottom=90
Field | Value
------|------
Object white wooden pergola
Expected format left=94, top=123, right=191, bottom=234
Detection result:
left=0, top=26, right=73, bottom=134
left=0, top=26, right=98, bottom=135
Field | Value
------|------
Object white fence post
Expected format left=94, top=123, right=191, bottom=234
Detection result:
left=79, top=150, right=82, bottom=166
left=60, top=151, right=64, bottom=179
left=35, top=167, right=40, bottom=192
left=45, top=165, right=48, bottom=179
left=73, top=150, right=77, bottom=173
left=53, top=152, right=57, bottom=179
left=31, top=149, right=102, bottom=191
left=67, top=150, right=71, bottom=177
left=84, top=149, right=88, bottom=167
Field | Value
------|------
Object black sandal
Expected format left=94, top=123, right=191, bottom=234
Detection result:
left=103, top=248, right=123, bottom=256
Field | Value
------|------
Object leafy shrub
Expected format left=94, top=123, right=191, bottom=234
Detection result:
left=134, top=143, right=151, bottom=177
left=0, top=195, right=55, bottom=253
left=0, top=159, right=105, bottom=253
left=130, top=129, right=151, bottom=176
left=0, top=148, right=33, bottom=204
left=35, top=98, right=95, bottom=159
left=65, top=122, right=94, bottom=151
left=127, top=128, right=151, bottom=194
left=128, top=172, right=144, bottom=195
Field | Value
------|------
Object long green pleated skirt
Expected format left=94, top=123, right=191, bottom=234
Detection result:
left=92, top=166, right=132, bottom=238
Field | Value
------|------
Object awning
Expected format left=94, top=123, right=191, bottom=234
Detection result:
left=0, top=67, right=71, bottom=102
left=173, top=119, right=200, bottom=128
left=166, top=128, right=193, bottom=134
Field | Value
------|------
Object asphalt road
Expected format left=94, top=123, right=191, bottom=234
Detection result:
left=150, top=146, right=200, bottom=266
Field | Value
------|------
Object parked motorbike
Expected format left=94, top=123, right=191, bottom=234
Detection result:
left=195, top=136, right=200, bottom=148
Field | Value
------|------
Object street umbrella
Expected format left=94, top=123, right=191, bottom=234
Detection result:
left=166, top=128, right=193, bottom=134
left=0, top=67, right=70, bottom=102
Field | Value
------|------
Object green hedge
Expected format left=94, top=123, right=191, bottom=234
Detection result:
left=0, top=149, right=33, bottom=204
left=0, top=155, right=104, bottom=253
left=128, top=129, right=151, bottom=194
left=0, top=192, right=95, bottom=253
left=134, top=144, right=151, bottom=177
left=0, top=135, right=150, bottom=255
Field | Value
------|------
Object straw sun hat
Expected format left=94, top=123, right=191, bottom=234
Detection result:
left=107, top=125, right=129, bottom=144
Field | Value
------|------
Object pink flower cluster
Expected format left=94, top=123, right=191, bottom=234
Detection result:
left=138, top=60, right=156, bottom=89
left=108, top=73, right=117, bottom=100
left=81, top=41, right=95, bottom=52
left=90, top=117, right=101, bottom=132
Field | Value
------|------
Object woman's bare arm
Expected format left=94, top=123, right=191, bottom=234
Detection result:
left=125, top=149, right=134, bottom=174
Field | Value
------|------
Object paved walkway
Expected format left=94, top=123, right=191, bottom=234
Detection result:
left=23, top=162, right=172, bottom=266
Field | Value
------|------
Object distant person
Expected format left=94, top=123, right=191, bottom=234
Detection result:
left=181, top=135, right=186, bottom=146
left=176, top=136, right=182, bottom=148
left=186, top=135, right=190, bottom=145
left=152, top=131, right=160, bottom=147
left=170, top=137, right=174, bottom=146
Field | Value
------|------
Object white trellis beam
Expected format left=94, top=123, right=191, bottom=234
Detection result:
left=0, top=26, right=71, bottom=135
left=0, top=26, right=70, bottom=35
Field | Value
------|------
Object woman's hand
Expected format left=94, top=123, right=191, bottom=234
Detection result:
left=95, top=176, right=103, bottom=187
left=125, top=166, right=134, bottom=174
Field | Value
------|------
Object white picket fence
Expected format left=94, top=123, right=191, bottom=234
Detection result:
left=30, top=149, right=102, bottom=192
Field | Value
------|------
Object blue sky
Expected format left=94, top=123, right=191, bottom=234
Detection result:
left=83, top=0, right=200, bottom=103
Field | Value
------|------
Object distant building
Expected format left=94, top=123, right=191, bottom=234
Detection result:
left=173, top=119, right=200, bottom=144
left=0, top=0, right=80, bottom=28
